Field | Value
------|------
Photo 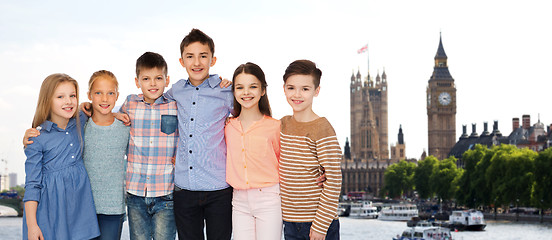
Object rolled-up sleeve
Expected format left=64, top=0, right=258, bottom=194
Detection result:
left=23, top=140, right=44, bottom=202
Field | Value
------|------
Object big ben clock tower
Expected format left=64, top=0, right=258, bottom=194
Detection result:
left=427, top=34, right=456, bottom=160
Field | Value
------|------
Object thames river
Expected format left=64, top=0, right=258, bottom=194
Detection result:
left=2, top=216, right=551, bottom=239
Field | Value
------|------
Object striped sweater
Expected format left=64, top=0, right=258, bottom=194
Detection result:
left=279, top=116, right=342, bottom=235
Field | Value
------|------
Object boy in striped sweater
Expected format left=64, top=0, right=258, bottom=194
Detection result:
left=279, top=59, right=342, bottom=240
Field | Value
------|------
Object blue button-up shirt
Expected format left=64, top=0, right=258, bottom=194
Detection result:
left=165, top=74, right=233, bottom=191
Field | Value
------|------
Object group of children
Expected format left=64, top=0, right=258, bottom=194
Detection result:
left=22, top=29, right=342, bottom=240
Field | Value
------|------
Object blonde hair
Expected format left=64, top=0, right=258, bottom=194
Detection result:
left=32, top=73, right=80, bottom=128
left=88, top=70, right=118, bottom=91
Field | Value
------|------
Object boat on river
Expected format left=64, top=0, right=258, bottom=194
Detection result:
left=348, top=201, right=378, bottom=219
left=448, top=209, right=486, bottom=231
left=379, top=203, right=418, bottom=221
left=393, top=221, right=453, bottom=240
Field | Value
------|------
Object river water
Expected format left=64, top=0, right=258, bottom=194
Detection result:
left=2, top=216, right=551, bottom=239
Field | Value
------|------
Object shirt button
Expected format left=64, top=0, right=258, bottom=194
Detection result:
left=242, top=149, right=245, bottom=152
left=70, top=143, right=73, bottom=147
left=191, top=118, right=194, bottom=121
left=244, top=165, right=246, bottom=168
left=189, top=134, right=193, bottom=137
left=65, top=132, right=69, bottom=135
left=189, top=150, right=192, bottom=154
left=193, top=102, right=196, bottom=105
left=190, top=166, right=193, bottom=169
left=196, top=87, right=199, bottom=90
left=71, top=156, right=74, bottom=159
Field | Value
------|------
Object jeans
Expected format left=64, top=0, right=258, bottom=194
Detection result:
left=174, top=186, right=232, bottom=240
left=126, top=193, right=176, bottom=240
left=283, top=220, right=340, bottom=240
left=232, top=184, right=282, bottom=240
left=92, top=214, right=124, bottom=240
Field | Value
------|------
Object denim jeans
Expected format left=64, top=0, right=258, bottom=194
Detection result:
left=283, top=220, right=340, bottom=240
left=92, top=214, right=124, bottom=240
left=126, top=193, right=176, bottom=240
left=174, top=186, right=232, bottom=240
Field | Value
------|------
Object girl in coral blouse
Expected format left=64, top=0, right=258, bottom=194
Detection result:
left=225, top=62, right=282, bottom=240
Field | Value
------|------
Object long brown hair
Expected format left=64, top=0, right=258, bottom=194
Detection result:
left=231, top=62, right=271, bottom=117
left=32, top=73, right=80, bottom=128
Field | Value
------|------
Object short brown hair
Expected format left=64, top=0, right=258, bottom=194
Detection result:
left=283, top=59, right=322, bottom=88
left=180, top=28, right=215, bottom=56
left=136, top=52, right=168, bottom=77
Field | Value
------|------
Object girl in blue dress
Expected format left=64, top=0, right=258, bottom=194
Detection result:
left=23, top=73, right=100, bottom=240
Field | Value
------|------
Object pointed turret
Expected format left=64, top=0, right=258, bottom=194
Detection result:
left=398, top=125, right=404, bottom=145
left=382, top=68, right=387, bottom=82
left=435, top=33, right=448, bottom=59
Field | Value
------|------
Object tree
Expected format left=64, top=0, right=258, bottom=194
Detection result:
left=383, top=160, right=416, bottom=199
left=456, top=144, right=489, bottom=208
left=486, top=144, right=536, bottom=208
left=430, top=156, right=461, bottom=204
left=531, top=148, right=552, bottom=211
left=414, top=156, right=438, bottom=199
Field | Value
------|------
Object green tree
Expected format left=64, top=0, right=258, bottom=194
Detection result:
left=487, top=145, right=536, bottom=208
left=532, top=148, right=552, bottom=218
left=456, top=144, right=489, bottom=208
left=383, top=160, right=416, bottom=199
left=430, top=156, right=460, bottom=203
left=414, top=156, right=438, bottom=199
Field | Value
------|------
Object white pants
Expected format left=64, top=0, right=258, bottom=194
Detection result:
left=232, top=184, right=283, bottom=240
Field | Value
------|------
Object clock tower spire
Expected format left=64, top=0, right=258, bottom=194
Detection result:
left=427, top=33, right=456, bottom=160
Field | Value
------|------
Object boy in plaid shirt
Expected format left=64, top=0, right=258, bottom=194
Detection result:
left=118, top=52, right=178, bottom=240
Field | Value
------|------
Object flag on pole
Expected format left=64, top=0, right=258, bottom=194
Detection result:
left=357, top=44, right=368, bottom=54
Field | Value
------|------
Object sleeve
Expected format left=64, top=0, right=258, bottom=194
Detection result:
left=311, top=123, right=342, bottom=235
left=164, top=85, right=175, bottom=101
left=118, top=95, right=131, bottom=114
left=23, top=140, right=44, bottom=203
left=273, top=121, right=281, bottom=162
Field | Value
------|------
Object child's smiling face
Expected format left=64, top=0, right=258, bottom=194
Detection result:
left=88, top=77, right=119, bottom=116
left=284, top=74, right=320, bottom=115
left=50, top=81, right=77, bottom=127
left=233, top=73, right=264, bottom=111
left=179, top=41, right=217, bottom=85
left=135, top=67, right=169, bottom=104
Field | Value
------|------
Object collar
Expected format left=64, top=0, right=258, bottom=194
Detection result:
left=39, top=117, right=77, bottom=132
left=185, top=74, right=220, bottom=89
left=137, top=94, right=168, bottom=105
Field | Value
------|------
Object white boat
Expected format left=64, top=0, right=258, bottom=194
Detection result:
left=337, top=202, right=351, bottom=217
left=393, top=222, right=453, bottom=240
left=348, top=201, right=378, bottom=219
left=379, top=203, right=418, bottom=221
left=448, top=209, right=486, bottom=231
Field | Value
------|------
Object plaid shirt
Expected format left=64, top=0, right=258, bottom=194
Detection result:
left=119, top=94, right=178, bottom=197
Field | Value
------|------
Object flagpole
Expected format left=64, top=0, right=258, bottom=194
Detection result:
left=366, top=43, right=369, bottom=76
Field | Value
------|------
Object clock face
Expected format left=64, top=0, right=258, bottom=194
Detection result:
left=438, top=92, right=451, bottom=106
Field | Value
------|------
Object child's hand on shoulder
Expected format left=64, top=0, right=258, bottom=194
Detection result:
left=219, top=77, right=232, bottom=88
left=80, top=102, right=93, bottom=117
left=114, top=113, right=131, bottom=126
left=22, top=128, right=41, bottom=147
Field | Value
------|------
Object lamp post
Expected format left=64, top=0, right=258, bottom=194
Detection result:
left=540, top=199, right=544, bottom=223
left=516, top=198, right=519, bottom=222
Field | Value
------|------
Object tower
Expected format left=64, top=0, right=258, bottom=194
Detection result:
left=349, top=69, right=388, bottom=161
left=427, top=34, right=457, bottom=160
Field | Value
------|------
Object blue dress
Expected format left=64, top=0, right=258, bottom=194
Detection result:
left=23, top=112, right=100, bottom=240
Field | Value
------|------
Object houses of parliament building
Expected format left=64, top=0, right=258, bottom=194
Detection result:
left=341, top=35, right=457, bottom=196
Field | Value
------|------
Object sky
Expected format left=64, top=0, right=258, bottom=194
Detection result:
left=1, top=0, right=551, bottom=185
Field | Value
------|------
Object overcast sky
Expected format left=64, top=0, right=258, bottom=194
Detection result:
left=1, top=0, right=551, bottom=185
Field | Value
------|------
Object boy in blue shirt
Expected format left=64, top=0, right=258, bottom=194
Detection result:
left=165, top=28, right=233, bottom=240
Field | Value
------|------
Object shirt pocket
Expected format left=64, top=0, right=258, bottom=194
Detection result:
left=160, top=115, right=178, bottom=135
left=248, top=135, right=269, bottom=160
